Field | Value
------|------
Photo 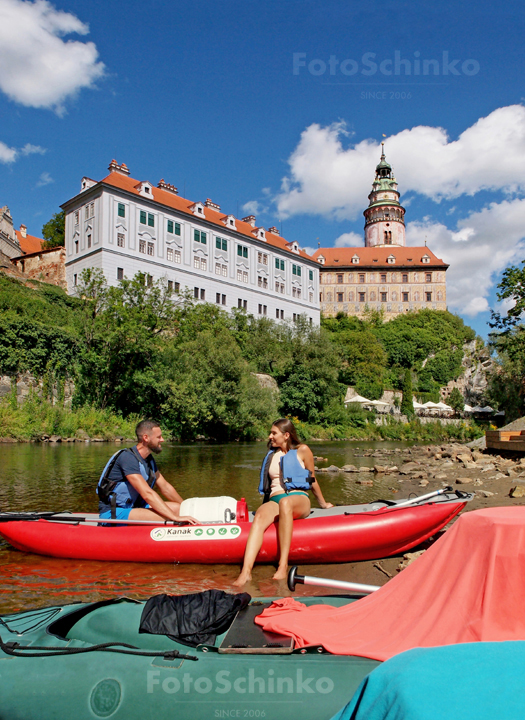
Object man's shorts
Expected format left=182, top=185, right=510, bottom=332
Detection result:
left=99, top=504, right=152, bottom=521
left=99, top=506, right=132, bottom=520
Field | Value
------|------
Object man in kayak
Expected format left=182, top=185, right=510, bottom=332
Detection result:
left=97, top=419, right=197, bottom=524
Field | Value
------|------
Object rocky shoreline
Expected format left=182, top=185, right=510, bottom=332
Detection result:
left=303, top=442, right=525, bottom=593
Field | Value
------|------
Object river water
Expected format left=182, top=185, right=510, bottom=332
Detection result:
left=0, top=440, right=412, bottom=613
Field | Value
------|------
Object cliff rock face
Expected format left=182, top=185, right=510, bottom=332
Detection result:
left=0, top=373, right=74, bottom=406
left=441, top=340, right=494, bottom=406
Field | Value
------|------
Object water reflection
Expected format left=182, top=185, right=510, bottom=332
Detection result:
left=0, top=440, right=411, bottom=612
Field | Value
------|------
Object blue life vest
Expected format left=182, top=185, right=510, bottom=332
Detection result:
left=258, top=448, right=314, bottom=500
left=97, top=447, right=156, bottom=513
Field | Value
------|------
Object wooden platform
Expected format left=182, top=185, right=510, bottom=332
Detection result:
left=486, top=430, right=525, bottom=454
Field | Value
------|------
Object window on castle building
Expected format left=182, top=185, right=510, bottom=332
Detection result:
left=117, top=268, right=124, bottom=280
left=258, top=276, right=268, bottom=289
left=258, top=251, right=268, bottom=265
left=359, top=292, right=366, bottom=302
left=216, top=293, right=222, bottom=305
left=147, top=274, right=153, bottom=287
left=174, top=250, right=181, bottom=263
left=280, top=309, right=284, bottom=319
left=381, top=292, right=387, bottom=302
left=147, top=242, right=154, bottom=256
left=309, top=292, right=313, bottom=302
left=139, top=240, right=146, bottom=253
left=87, top=234, right=92, bottom=249
left=147, top=213, right=155, bottom=228
left=167, top=220, right=181, bottom=235
left=118, top=203, right=126, bottom=218
left=243, top=271, right=248, bottom=283
left=117, top=233, right=125, bottom=247
left=402, top=273, right=408, bottom=283
left=73, top=273, right=77, bottom=286
left=237, top=244, right=248, bottom=258
left=194, top=287, right=199, bottom=299
left=194, top=230, right=207, bottom=244
left=426, top=292, right=432, bottom=302
left=359, top=274, right=365, bottom=283
left=403, top=292, right=409, bottom=302
left=309, top=270, right=314, bottom=281
left=276, top=308, right=280, bottom=319
left=167, top=248, right=174, bottom=261
left=216, top=237, right=228, bottom=251
left=337, top=274, right=343, bottom=283
left=74, top=211, right=79, bottom=224
left=275, top=258, right=285, bottom=271
left=297, top=288, right=301, bottom=298
left=292, top=264, right=302, bottom=277
left=337, top=292, right=343, bottom=302
left=380, top=274, right=387, bottom=283
left=140, top=211, right=146, bottom=224
left=200, top=289, right=205, bottom=300
left=426, top=273, right=432, bottom=282
left=75, top=239, right=79, bottom=253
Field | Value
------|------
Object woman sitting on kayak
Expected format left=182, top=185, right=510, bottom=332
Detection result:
left=233, top=418, right=333, bottom=586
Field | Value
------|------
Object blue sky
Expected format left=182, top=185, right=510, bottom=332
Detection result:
left=1, top=0, right=524, bottom=337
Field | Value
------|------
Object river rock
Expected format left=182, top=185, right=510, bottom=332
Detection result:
left=358, top=466, right=373, bottom=473
left=456, top=452, right=473, bottom=464
left=456, top=477, right=473, bottom=484
left=324, top=465, right=341, bottom=473
left=510, top=485, right=525, bottom=498
left=49, top=435, right=62, bottom=443
left=356, top=478, right=374, bottom=485
left=341, top=464, right=358, bottom=472
left=76, top=429, right=90, bottom=440
left=399, top=462, right=421, bottom=474
left=374, top=465, right=388, bottom=473
left=419, top=480, right=429, bottom=487
left=480, top=464, right=496, bottom=472
left=480, top=490, right=495, bottom=497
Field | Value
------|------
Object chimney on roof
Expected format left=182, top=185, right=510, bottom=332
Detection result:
left=242, top=215, right=256, bottom=227
left=205, top=198, right=221, bottom=211
left=157, top=179, right=178, bottom=194
left=268, top=226, right=279, bottom=235
left=108, top=160, right=130, bottom=176
left=19, top=224, right=27, bottom=238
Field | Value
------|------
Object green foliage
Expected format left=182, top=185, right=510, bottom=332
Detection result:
left=487, top=261, right=525, bottom=421
left=448, top=387, right=464, bottom=415
left=41, top=211, right=65, bottom=249
left=400, top=369, right=414, bottom=417
left=0, top=394, right=137, bottom=441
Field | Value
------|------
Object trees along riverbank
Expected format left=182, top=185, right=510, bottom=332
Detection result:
left=0, top=269, right=487, bottom=442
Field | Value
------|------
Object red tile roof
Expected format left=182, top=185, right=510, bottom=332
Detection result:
left=95, top=171, right=314, bottom=262
left=312, top=245, right=448, bottom=268
left=14, top=230, right=43, bottom=255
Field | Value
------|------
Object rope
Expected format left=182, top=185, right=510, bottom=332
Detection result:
left=0, top=634, right=198, bottom=661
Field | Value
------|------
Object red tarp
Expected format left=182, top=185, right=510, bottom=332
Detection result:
left=255, top=507, right=525, bottom=660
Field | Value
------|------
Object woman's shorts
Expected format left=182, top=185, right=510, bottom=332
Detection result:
left=269, top=491, right=309, bottom=504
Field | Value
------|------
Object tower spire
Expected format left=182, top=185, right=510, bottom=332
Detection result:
left=363, top=147, right=406, bottom=248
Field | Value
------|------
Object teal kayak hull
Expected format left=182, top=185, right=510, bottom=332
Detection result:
left=0, top=597, right=379, bottom=720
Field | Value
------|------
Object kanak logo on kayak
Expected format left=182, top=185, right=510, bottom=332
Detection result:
left=150, top=526, right=241, bottom=541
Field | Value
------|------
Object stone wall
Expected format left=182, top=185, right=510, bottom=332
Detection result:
left=0, top=373, right=74, bottom=406
left=12, top=247, right=66, bottom=290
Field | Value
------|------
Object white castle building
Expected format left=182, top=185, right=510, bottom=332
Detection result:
left=61, top=161, right=320, bottom=324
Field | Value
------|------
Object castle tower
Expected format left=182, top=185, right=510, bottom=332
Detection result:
left=363, top=144, right=405, bottom=248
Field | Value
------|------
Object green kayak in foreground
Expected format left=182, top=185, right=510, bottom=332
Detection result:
left=0, top=596, right=379, bottom=720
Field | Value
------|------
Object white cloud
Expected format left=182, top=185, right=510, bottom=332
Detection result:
left=20, top=143, right=46, bottom=155
left=275, top=105, right=525, bottom=219
left=334, top=231, right=363, bottom=248
left=0, top=141, right=17, bottom=163
left=241, top=200, right=264, bottom=216
left=406, top=198, right=525, bottom=316
left=0, top=139, right=47, bottom=162
left=0, top=0, right=105, bottom=112
left=36, top=171, right=53, bottom=186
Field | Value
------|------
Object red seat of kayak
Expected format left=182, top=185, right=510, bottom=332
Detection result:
left=255, top=507, right=525, bottom=660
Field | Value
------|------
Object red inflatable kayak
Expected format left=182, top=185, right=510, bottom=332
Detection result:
left=0, top=489, right=471, bottom=564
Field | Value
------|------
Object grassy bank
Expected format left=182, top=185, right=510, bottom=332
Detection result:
left=293, top=417, right=484, bottom=443
left=0, top=396, right=138, bottom=441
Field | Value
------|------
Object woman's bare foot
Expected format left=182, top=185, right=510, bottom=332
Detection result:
left=272, top=566, right=288, bottom=581
left=233, top=571, right=252, bottom=587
